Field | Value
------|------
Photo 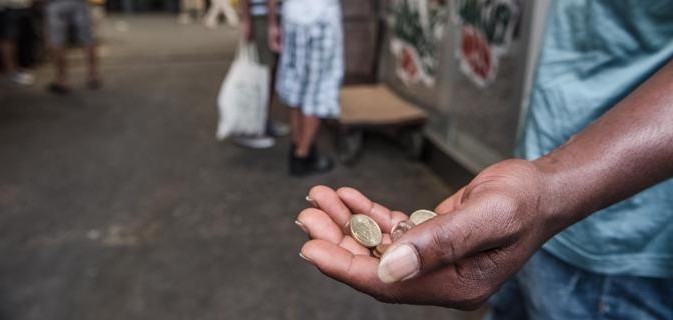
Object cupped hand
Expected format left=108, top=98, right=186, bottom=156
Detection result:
left=296, top=159, right=560, bottom=309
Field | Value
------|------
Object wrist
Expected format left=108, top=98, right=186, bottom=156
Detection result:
left=531, top=153, right=589, bottom=234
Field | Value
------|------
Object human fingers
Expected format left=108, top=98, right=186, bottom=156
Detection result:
left=296, top=208, right=344, bottom=244
left=301, top=239, right=384, bottom=293
left=338, top=236, right=371, bottom=256
left=307, top=185, right=353, bottom=232
left=378, top=193, right=516, bottom=283
left=297, top=208, right=370, bottom=255
left=301, top=239, right=491, bottom=308
left=434, top=187, right=466, bottom=214
left=336, top=187, right=408, bottom=233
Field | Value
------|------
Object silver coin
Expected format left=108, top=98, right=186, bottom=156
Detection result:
left=390, top=220, right=415, bottom=242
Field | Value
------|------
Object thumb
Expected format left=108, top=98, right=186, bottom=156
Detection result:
left=378, top=195, right=509, bottom=283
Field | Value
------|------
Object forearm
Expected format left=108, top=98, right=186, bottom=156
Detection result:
left=534, top=59, right=673, bottom=229
left=241, top=0, right=251, bottom=22
left=267, top=0, right=279, bottom=26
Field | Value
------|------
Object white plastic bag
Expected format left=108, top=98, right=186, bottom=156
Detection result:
left=216, top=42, right=270, bottom=140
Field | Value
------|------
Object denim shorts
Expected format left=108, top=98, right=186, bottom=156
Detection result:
left=45, top=0, right=93, bottom=46
left=487, top=249, right=673, bottom=320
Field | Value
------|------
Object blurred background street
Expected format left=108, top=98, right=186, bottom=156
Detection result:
left=0, top=15, right=481, bottom=320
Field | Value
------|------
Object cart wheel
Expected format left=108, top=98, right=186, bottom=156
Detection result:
left=338, top=130, right=364, bottom=165
left=401, top=129, right=424, bottom=160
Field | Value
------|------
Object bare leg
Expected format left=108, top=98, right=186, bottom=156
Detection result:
left=52, top=46, right=68, bottom=87
left=269, top=57, right=278, bottom=111
left=85, top=43, right=99, bottom=83
left=194, top=0, right=205, bottom=17
left=178, top=0, right=191, bottom=23
left=290, top=108, right=303, bottom=147
left=0, top=41, right=17, bottom=74
left=203, top=0, right=219, bottom=28
left=295, top=114, right=320, bottom=157
left=220, top=0, right=239, bottom=26
left=288, top=108, right=332, bottom=175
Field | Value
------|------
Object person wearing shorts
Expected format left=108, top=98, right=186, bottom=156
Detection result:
left=0, top=0, right=35, bottom=85
left=45, top=0, right=100, bottom=94
left=268, top=0, right=343, bottom=176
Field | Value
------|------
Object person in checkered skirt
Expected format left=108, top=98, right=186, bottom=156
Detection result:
left=268, top=0, right=343, bottom=176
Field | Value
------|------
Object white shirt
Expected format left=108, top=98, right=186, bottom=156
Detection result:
left=282, top=0, right=340, bottom=25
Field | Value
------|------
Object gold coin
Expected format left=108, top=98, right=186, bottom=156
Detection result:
left=349, top=214, right=382, bottom=248
left=373, top=243, right=390, bottom=258
left=409, top=209, right=437, bottom=225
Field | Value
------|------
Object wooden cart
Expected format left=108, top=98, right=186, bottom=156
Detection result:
left=336, top=85, right=428, bottom=165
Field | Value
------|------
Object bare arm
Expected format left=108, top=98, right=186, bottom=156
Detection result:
left=267, top=0, right=279, bottom=27
left=295, top=60, right=673, bottom=309
left=537, top=59, right=673, bottom=230
left=239, top=0, right=253, bottom=40
left=267, top=0, right=281, bottom=52
left=240, top=0, right=251, bottom=22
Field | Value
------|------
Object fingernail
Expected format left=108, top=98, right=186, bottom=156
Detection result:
left=295, top=220, right=309, bottom=234
left=299, top=252, right=312, bottom=263
left=305, top=195, right=318, bottom=208
left=378, top=244, right=420, bottom=283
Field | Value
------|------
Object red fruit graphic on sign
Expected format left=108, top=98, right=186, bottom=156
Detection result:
left=400, top=46, right=418, bottom=78
left=460, top=26, right=492, bottom=80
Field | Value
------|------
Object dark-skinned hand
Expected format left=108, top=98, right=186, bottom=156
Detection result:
left=296, top=159, right=562, bottom=310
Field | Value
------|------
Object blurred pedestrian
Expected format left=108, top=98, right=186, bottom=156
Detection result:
left=177, top=0, right=204, bottom=24
left=88, top=0, right=106, bottom=33
left=0, top=0, right=35, bottom=86
left=230, top=0, right=289, bottom=150
left=268, top=0, right=343, bottom=176
left=45, top=0, right=100, bottom=94
left=203, top=0, right=238, bottom=29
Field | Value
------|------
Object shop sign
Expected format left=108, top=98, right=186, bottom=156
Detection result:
left=452, top=0, right=519, bottom=87
left=389, top=0, right=448, bottom=87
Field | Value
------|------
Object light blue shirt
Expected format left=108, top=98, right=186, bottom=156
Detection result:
left=249, top=0, right=283, bottom=16
left=519, top=0, right=673, bottom=278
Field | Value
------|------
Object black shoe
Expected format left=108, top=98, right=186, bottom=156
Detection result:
left=289, top=146, right=334, bottom=177
left=47, top=83, right=71, bottom=95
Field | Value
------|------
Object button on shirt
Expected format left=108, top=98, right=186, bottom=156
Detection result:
left=519, top=0, right=673, bottom=278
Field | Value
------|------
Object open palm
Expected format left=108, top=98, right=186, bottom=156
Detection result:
left=297, top=160, right=556, bottom=309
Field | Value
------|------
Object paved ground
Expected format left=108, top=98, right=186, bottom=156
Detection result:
left=0, top=15, right=482, bottom=320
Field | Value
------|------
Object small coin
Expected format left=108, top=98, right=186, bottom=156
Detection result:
left=349, top=214, right=382, bottom=248
left=409, top=209, right=437, bottom=225
left=390, top=220, right=415, bottom=242
left=372, top=243, right=390, bottom=258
